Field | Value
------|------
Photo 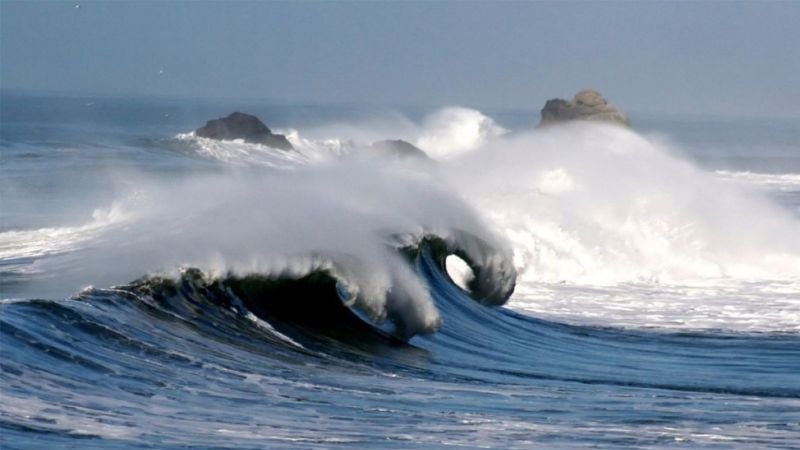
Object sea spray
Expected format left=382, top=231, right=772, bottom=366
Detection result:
left=449, top=122, right=800, bottom=285
left=178, top=106, right=506, bottom=165
left=415, top=107, right=507, bottom=159
left=3, top=159, right=513, bottom=336
left=4, top=104, right=799, bottom=331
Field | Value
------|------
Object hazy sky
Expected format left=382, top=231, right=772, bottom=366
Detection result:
left=2, top=1, right=799, bottom=117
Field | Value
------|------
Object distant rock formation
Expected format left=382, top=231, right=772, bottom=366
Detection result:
left=539, top=89, right=630, bottom=127
left=195, top=112, right=293, bottom=150
left=369, top=139, right=430, bottom=160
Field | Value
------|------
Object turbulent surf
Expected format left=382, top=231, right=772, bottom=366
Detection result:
left=2, top=93, right=799, bottom=449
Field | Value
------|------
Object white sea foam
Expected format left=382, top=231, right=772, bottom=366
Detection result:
left=175, top=106, right=504, bottom=166
left=715, top=170, right=800, bottom=192
left=451, top=123, right=800, bottom=285
left=0, top=391, right=139, bottom=439
left=444, top=121, right=800, bottom=331
left=0, top=201, right=132, bottom=265
left=512, top=280, right=800, bottom=332
left=415, top=107, right=507, bottom=159
left=175, top=132, right=328, bottom=168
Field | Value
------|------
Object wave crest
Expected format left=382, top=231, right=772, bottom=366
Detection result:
left=119, top=227, right=518, bottom=340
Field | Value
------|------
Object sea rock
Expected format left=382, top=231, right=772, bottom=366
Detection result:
left=195, top=112, right=293, bottom=150
left=369, top=139, right=430, bottom=160
left=539, top=89, right=630, bottom=127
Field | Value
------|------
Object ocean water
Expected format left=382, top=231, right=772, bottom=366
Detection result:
left=1, top=92, right=799, bottom=449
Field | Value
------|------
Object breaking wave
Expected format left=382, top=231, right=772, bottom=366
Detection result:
left=4, top=95, right=800, bottom=449
left=3, top=107, right=800, bottom=333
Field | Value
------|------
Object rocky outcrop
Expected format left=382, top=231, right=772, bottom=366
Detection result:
left=195, top=112, right=293, bottom=150
left=369, top=139, right=430, bottom=160
left=540, top=89, right=629, bottom=127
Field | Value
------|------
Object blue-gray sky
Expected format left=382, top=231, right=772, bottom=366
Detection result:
left=2, top=1, right=799, bottom=117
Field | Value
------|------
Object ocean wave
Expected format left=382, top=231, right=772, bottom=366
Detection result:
left=5, top=94, right=800, bottom=449
left=114, top=227, right=517, bottom=340
left=0, top=202, right=132, bottom=268
left=4, top=108, right=800, bottom=333
left=1, top=159, right=515, bottom=338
